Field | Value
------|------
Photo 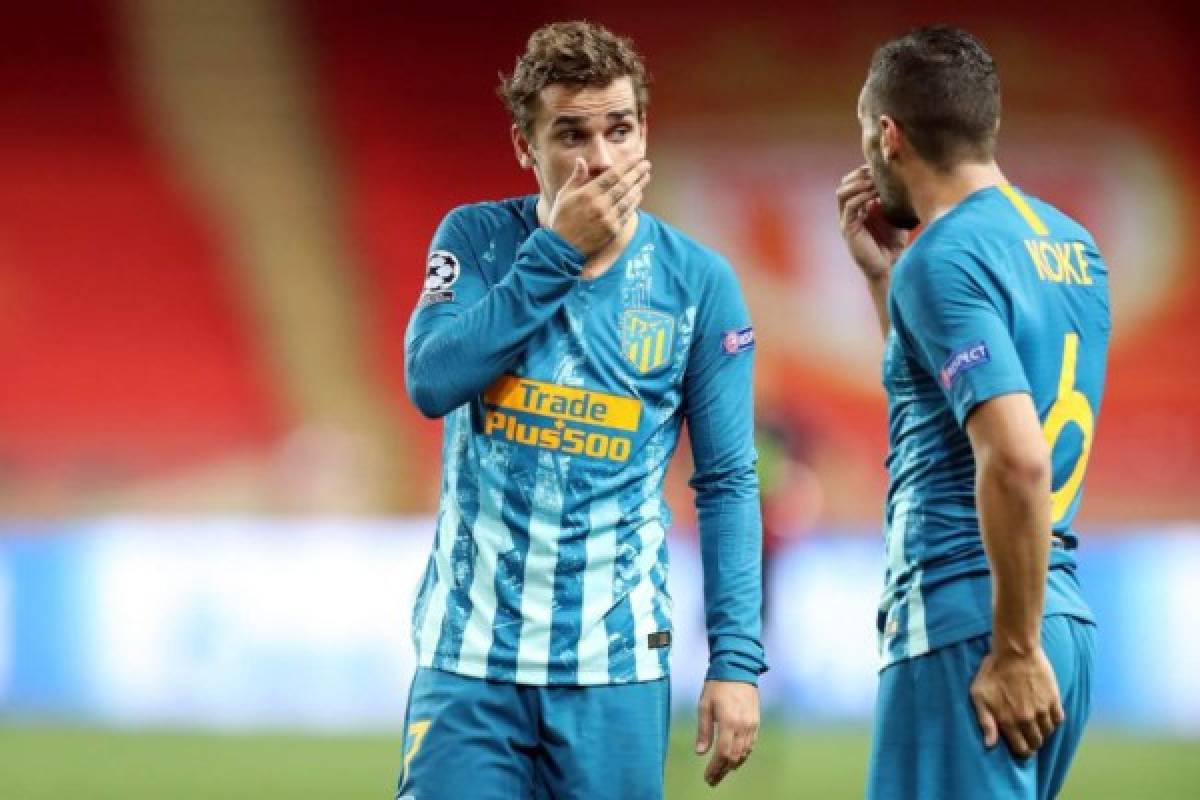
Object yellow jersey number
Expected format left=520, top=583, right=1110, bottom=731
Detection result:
left=402, top=719, right=432, bottom=777
left=1041, top=333, right=1095, bottom=523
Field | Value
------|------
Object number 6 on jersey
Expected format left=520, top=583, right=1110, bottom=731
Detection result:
left=1042, top=332, right=1095, bottom=524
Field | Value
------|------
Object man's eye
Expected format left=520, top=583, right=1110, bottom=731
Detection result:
left=610, top=126, right=632, bottom=141
left=559, top=131, right=583, bottom=144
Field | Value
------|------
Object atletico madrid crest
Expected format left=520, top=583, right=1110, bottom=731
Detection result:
left=621, top=310, right=675, bottom=374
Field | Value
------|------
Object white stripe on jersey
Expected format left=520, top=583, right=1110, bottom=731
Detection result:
left=515, top=452, right=565, bottom=684
left=884, top=493, right=914, bottom=594
left=576, top=495, right=621, bottom=681
left=416, top=410, right=464, bottom=667
left=906, top=568, right=929, bottom=656
left=456, top=440, right=513, bottom=676
left=628, top=493, right=669, bottom=681
left=884, top=491, right=929, bottom=659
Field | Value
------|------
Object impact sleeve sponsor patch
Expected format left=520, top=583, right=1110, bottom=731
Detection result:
left=939, top=341, right=990, bottom=389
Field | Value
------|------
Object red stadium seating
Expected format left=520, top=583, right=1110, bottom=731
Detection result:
left=0, top=3, right=281, bottom=483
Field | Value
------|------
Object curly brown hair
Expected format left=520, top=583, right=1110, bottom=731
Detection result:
left=498, top=21, right=650, bottom=137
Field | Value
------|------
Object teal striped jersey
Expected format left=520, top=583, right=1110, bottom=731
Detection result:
left=880, top=185, right=1109, bottom=667
left=405, top=196, right=765, bottom=686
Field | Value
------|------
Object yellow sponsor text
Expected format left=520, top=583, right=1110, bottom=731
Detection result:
left=484, top=410, right=632, bottom=462
left=484, top=376, right=641, bottom=432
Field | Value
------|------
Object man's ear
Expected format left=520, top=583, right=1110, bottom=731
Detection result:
left=511, top=124, right=538, bottom=170
left=879, top=115, right=904, bottom=162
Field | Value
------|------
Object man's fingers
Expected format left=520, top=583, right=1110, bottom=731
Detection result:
left=836, top=177, right=874, bottom=205
left=709, top=727, right=755, bottom=786
left=591, top=159, right=646, bottom=196
left=705, top=751, right=733, bottom=787
left=717, top=723, right=739, bottom=762
left=615, top=186, right=644, bottom=222
left=836, top=184, right=874, bottom=219
left=747, top=725, right=760, bottom=758
left=1051, top=700, right=1066, bottom=727
left=605, top=159, right=651, bottom=204
left=970, top=691, right=1000, bottom=749
left=732, top=728, right=753, bottom=767
left=704, top=753, right=730, bottom=787
left=1036, top=709, right=1059, bottom=740
left=1018, top=716, right=1044, bottom=752
left=609, top=167, right=650, bottom=225
left=725, top=728, right=745, bottom=764
left=705, top=723, right=739, bottom=786
left=838, top=164, right=872, bottom=186
left=1001, top=721, right=1033, bottom=759
left=737, top=720, right=759, bottom=760
left=840, top=190, right=876, bottom=231
left=694, top=703, right=714, bottom=755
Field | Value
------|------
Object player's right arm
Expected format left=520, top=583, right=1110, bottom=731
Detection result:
left=405, top=158, right=650, bottom=418
left=835, top=164, right=908, bottom=336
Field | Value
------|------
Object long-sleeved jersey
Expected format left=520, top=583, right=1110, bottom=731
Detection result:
left=405, top=195, right=766, bottom=686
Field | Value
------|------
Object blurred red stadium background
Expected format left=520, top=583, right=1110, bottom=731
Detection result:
left=2, top=0, right=1197, bottom=525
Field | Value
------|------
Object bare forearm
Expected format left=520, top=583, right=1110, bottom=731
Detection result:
left=865, top=274, right=890, bottom=336
left=976, top=455, right=1051, bottom=654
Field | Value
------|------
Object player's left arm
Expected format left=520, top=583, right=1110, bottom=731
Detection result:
left=893, top=247, right=1063, bottom=759
left=683, top=255, right=766, bottom=787
left=965, top=393, right=1064, bottom=758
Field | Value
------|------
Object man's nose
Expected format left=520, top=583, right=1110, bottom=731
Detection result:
left=585, top=135, right=614, bottom=176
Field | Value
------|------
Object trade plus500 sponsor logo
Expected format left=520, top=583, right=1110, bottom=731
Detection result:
left=482, top=376, right=642, bottom=462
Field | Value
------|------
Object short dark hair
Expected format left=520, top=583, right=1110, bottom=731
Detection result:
left=864, top=26, right=1000, bottom=170
left=498, top=21, right=650, bottom=137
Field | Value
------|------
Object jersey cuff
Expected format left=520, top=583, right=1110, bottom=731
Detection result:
left=705, top=660, right=763, bottom=685
left=522, top=227, right=586, bottom=277
left=706, top=642, right=768, bottom=685
left=953, top=382, right=1031, bottom=427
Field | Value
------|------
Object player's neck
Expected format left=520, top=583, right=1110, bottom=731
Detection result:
left=912, top=161, right=1006, bottom=227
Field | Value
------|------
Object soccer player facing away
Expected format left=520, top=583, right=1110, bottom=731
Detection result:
left=836, top=27, right=1109, bottom=800
left=399, top=21, right=764, bottom=800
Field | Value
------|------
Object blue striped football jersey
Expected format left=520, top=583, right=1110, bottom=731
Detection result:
left=405, top=195, right=765, bottom=686
left=879, top=184, right=1110, bottom=666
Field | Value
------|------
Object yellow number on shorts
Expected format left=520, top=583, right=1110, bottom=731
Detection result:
left=403, top=719, right=432, bottom=775
left=1041, top=333, right=1094, bottom=523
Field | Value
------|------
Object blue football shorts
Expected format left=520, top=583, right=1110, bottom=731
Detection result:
left=397, top=666, right=670, bottom=800
left=868, top=614, right=1096, bottom=800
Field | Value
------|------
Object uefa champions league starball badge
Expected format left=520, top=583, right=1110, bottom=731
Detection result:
left=425, top=250, right=460, bottom=292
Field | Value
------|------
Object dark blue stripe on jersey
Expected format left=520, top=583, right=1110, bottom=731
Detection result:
left=432, top=416, right=482, bottom=672
left=606, top=535, right=640, bottom=682
left=643, top=424, right=681, bottom=678
left=651, top=532, right=672, bottom=676
left=547, top=526, right=585, bottom=681
left=546, top=452, right=590, bottom=683
left=411, top=429, right=461, bottom=648
left=410, top=553, right=436, bottom=642
left=483, top=471, right=534, bottom=681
